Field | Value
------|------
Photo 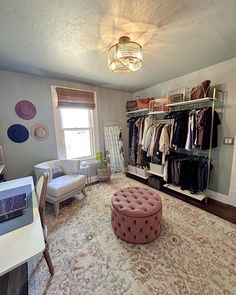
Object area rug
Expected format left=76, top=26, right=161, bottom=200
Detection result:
left=28, top=174, right=236, bottom=295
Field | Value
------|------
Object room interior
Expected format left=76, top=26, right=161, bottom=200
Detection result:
left=0, top=1, right=236, bottom=294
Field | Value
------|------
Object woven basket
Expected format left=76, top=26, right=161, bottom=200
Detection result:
left=98, top=167, right=111, bottom=182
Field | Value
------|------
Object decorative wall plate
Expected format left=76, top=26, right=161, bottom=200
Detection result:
left=15, top=100, right=36, bottom=120
left=7, top=124, right=29, bottom=143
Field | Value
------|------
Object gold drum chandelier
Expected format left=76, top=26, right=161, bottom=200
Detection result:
left=108, top=36, right=143, bottom=72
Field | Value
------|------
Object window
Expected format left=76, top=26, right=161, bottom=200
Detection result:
left=60, top=108, right=95, bottom=159
left=51, top=86, right=99, bottom=160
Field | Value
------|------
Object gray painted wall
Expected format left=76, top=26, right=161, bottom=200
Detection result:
left=0, top=70, right=130, bottom=179
left=1, top=57, right=236, bottom=197
left=133, top=58, right=236, bottom=195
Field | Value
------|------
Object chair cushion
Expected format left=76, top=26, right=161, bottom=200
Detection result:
left=47, top=175, right=86, bottom=197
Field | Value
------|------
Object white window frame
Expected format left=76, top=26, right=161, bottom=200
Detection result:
left=51, top=85, right=100, bottom=161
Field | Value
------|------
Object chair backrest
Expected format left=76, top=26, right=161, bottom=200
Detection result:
left=35, top=172, right=49, bottom=231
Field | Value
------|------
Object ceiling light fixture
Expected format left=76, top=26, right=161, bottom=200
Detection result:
left=108, top=36, right=143, bottom=72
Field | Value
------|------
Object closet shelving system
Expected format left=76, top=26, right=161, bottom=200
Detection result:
left=126, top=89, right=223, bottom=202
left=163, top=92, right=222, bottom=202
left=126, top=108, right=168, bottom=180
left=126, top=108, right=149, bottom=115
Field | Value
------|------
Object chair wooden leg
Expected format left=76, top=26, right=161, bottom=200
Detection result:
left=43, top=242, right=54, bottom=276
left=82, top=188, right=87, bottom=198
left=53, top=202, right=59, bottom=217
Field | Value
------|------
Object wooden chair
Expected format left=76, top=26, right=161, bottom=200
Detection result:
left=35, top=172, right=54, bottom=275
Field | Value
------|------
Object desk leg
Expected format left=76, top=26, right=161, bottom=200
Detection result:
left=0, top=263, right=28, bottom=295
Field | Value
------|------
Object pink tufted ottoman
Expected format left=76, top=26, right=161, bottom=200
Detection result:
left=111, top=187, right=162, bottom=244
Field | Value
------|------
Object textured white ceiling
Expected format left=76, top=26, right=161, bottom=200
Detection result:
left=0, top=0, right=236, bottom=91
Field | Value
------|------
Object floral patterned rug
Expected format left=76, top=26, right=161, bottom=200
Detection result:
left=28, top=174, right=236, bottom=295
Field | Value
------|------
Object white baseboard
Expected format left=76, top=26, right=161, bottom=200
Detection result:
left=208, top=190, right=236, bottom=207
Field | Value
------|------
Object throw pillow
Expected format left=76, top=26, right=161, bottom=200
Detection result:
left=51, top=167, right=65, bottom=179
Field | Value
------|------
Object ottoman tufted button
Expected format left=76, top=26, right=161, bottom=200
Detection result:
left=111, top=186, right=162, bottom=244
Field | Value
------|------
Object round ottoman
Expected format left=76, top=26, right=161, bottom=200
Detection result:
left=111, top=187, right=162, bottom=244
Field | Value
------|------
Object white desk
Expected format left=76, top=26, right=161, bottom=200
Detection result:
left=0, top=176, right=45, bottom=276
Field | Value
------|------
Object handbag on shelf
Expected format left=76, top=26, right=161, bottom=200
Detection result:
left=191, top=80, right=211, bottom=100
left=150, top=96, right=170, bottom=112
left=126, top=100, right=138, bottom=112
left=169, top=87, right=190, bottom=104
left=136, top=97, right=154, bottom=109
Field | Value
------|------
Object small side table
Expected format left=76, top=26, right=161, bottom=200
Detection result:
left=80, top=161, right=91, bottom=191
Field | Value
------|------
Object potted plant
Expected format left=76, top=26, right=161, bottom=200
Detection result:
left=96, top=151, right=111, bottom=183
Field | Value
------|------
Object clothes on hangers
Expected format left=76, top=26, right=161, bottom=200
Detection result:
left=165, top=153, right=212, bottom=194
left=166, top=108, right=221, bottom=151
left=127, top=116, right=171, bottom=166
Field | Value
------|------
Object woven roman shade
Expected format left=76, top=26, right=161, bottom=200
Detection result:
left=56, top=87, right=96, bottom=109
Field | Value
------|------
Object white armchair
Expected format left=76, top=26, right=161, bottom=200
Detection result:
left=34, top=159, right=87, bottom=216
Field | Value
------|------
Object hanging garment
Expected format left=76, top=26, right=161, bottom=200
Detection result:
left=171, top=111, right=189, bottom=149
left=150, top=124, right=165, bottom=157
left=136, top=117, right=146, bottom=165
left=141, top=115, right=154, bottom=147
left=166, top=153, right=211, bottom=193
left=143, top=125, right=156, bottom=153
left=159, top=124, right=171, bottom=164
left=128, top=118, right=135, bottom=164
left=200, top=108, right=221, bottom=150
left=193, top=110, right=201, bottom=148
left=185, top=110, right=196, bottom=150
left=104, top=125, right=124, bottom=173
